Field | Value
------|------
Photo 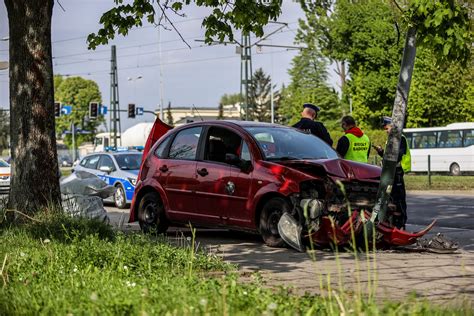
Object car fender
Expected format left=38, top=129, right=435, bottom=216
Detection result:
left=129, top=177, right=168, bottom=223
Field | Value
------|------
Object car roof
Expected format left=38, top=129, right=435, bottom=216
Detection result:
left=83, top=151, right=142, bottom=159
left=180, top=120, right=290, bottom=130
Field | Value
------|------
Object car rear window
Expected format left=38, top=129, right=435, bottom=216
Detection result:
left=0, top=160, right=8, bottom=167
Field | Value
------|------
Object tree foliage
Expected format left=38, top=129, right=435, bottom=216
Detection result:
left=278, top=46, right=340, bottom=127
left=88, top=0, right=283, bottom=49
left=166, top=101, right=174, bottom=125
left=248, top=68, right=279, bottom=123
left=220, top=93, right=241, bottom=106
left=54, top=76, right=103, bottom=148
left=297, top=0, right=473, bottom=129
left=407, top=47, right=474, bottom=127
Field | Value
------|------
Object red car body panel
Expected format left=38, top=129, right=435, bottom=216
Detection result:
left=131, top=119, right=379, bottom=225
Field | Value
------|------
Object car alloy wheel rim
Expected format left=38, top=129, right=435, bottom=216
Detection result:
left=115, top=188, right=125, bottom=206
left=269, top=210, right=281, bottom=235
left=452, top=165, right=459, bottom=174
left=144, top=202, right=158, bottom=224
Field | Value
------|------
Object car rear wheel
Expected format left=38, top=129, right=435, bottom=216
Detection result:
left=450, top=163, right=461, bottom=176
left=259, top=197, right=290, bottom=248
left=114, top=184, right=127, bottom=209
left=137, top=192, right=169, bottom=234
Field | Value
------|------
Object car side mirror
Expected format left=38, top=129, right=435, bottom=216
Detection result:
left=99, top=165, right=113, bottom=173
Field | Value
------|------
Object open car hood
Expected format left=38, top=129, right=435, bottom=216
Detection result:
left=277, top=158, right=381, bottom=181
left=142, top=117, right=173, bottom=159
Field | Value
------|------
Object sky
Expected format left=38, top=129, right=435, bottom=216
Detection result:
left=0, top=0, right=337, bottom=130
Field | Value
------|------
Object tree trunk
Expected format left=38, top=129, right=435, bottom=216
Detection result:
left=5, top=0, right=60, bottom=213
left=369, top=27, right=417, bottom=225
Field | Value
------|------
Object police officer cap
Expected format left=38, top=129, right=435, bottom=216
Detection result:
left=303, top=103, right=320, bottom=112
left=381, top=116, right=392, bottom=126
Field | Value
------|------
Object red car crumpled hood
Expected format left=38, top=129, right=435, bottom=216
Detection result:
left=276, top=158, right=381, bottom=181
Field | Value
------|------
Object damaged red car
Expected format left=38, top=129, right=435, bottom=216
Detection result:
left=130, top=120, right=433, bottom=251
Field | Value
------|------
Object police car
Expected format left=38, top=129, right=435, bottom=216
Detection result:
left=0, top=158, right=10, bottom=195
left=74, top=150, right=142, bottom=208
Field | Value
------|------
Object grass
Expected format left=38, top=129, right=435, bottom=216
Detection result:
left=0, top=211, right=471, bottom=315
left=405, top=174, right=474, bottom=191
left=60, top=167, right=73, bottom=178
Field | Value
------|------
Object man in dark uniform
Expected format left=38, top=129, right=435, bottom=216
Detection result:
left=292, top=103, right=333, bottom=146
left=374, top=116, right=411, bottom=229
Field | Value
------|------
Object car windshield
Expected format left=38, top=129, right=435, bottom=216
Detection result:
left=113, top=153, right=142, bottom=170
left=0, top=160, right=8, bottom=167
left=245, top=127, right=338, bottom=161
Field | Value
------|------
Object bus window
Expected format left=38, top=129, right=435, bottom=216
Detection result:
left=413, top=132, right=437, bottom=149
left=463, top=130, right=474, bottom=147
left=438, top=130, right=462, bottom=148
left=404, top=132, right=413, bottom=148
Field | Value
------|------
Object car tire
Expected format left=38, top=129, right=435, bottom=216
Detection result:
left=259, top=197, right=290, bottom=248
left=114, top=184, right=128, bottom=209
left=137, top=192, right=169, bottom=234
left=450, top=163, right=461, bottom=176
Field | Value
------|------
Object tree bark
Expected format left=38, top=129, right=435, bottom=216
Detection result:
left=369, top=26, right=417, bottom=225
left=5, top=0, right=61, bottom=213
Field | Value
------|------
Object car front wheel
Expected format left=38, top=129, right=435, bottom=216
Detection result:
left=114, top=184, right=127, bottom=209
left=137, top=192, right=169, bottom=234
left=259, top=197, right=290, bottom=248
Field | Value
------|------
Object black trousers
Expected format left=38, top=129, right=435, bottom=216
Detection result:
left=391, top=169, right=407, bottom=228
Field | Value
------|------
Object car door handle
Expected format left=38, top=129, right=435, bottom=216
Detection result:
left=197, top=168, right=208, bottom=177
left=159, top=165, right=169, bottom=172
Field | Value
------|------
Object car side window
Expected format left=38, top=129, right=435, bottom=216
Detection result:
left=98, top=155, right=116, bottom=171
left=204, top=127, right=243, bottom=164
left=168, top=127, right=202, bottom=160
left=85, top=155, right=100, bottom=169
left=240, top=142, right=251, bottom=162
left=80, top=157, right=89, bottom=167
left=155, top=136, right=171, bottom=158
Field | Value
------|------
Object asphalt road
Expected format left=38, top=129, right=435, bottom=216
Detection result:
left=106, top=192, right=474, bottom=250
left=407, top=193, right=474, bottom=230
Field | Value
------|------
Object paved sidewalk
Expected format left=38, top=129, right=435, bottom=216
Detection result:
left=108, top=207, right=474, bottom=303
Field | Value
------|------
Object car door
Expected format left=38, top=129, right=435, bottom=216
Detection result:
left=227, top=141, right=254, bottom=228
left=159, top=126, right=202, bottom=222
left=96, top=155, right=116, bottom=185
left=195, top=126, right=245, bottom=226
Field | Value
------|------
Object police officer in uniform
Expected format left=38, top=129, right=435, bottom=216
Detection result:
left=375, top=116, right=411, bottom=229
left=336, top=116, right=370, bottom=163
left=292, top=103, right=333, bottom=146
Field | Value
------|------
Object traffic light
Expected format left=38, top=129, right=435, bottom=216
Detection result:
left=54, top=102, right=61, bottom=117
left=89, top=102, right=99, bottom=118
left=128, top=103, right=136, bottom=118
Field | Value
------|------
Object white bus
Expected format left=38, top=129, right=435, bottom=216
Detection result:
left=404, top=122, right=474, bottom=175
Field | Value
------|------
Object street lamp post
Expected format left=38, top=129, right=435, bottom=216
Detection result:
left=127, top=75, right=143, bottom=101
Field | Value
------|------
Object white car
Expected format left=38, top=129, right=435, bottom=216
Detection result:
left=0, top=159, right=10, bottom=195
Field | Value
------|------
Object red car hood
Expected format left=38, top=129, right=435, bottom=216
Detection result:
left=275, top=158, right=381, bottom=181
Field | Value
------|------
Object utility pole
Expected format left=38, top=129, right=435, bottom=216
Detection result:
left=159, top=28, right=164, bottom=120
left=240, top=34, right=253, bottom=121
left=110, top=45, right=122, bottom=147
